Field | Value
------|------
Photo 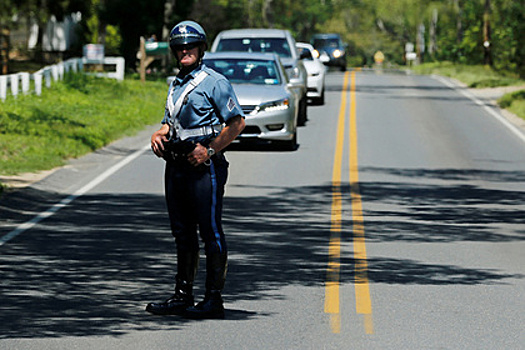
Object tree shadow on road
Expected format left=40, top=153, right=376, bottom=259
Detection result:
left=0, top=166, right=524, bottom=338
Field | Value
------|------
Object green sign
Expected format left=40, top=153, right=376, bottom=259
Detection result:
left=145, top=42, right=169, bottom=55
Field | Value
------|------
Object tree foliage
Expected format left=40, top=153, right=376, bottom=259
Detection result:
left=3, top=0, right=524, bottom=77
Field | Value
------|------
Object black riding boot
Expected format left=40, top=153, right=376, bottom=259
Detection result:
left=185, top=252, right=227, bottom=319
left=146, top=251, right=199, bottom=315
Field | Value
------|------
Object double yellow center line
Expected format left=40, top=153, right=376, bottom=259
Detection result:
left=324, top=71, right=374, bottom=334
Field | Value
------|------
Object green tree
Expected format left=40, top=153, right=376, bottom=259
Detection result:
left=101, top=0, right=194, bottom=69
left=0, top=0, right=16, bottom=73
left=4, top=0, right=522, bottom=77
left=491, top=0, right=524, bottom=77
left=84, top=0, right=121, bottom=55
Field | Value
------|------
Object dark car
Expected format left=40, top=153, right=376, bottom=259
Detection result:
left=311, top=33, right=347, bottom=71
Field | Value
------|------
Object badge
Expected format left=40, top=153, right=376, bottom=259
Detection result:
left=227, top=97, right=236, bottom=112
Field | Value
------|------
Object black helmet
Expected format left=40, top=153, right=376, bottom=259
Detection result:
left=169, top=20, right=207, bottom=54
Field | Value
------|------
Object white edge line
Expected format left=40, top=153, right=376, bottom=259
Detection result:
left=0, top=144, right=150, bottom=247
left=431, top=74, right=525, bottom=145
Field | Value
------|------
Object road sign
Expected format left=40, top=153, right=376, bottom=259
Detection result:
left=374, top=51, right=385, bottom=64
left=145, top=42, right=169, bottom=56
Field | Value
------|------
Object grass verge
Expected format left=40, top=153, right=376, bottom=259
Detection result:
left=410, top=61, right=523, bottom=88
left=0, top=73, right=167, bottom=177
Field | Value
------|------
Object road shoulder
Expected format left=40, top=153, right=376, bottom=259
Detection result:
left=0, top=125, right=159, bottom=193
left=448, top=77, right=525, bottom=133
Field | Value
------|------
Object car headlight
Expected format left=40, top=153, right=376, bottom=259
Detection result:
left=256, top=98, right=290, bottom=113
left=313, top=50, right=320, bottom=58
left=333, top=49, right=343, bottom=58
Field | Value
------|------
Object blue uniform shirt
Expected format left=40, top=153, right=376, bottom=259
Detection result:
left=162, top=64, right=244, bottom=143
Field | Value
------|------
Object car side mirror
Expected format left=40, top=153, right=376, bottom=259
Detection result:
left=299, top=50, right=310, bottom=60
left=288, top=77, right=303, bottom=87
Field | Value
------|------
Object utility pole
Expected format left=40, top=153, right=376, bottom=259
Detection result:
left=97, top=0, right=107, bottom=47
left=262, top=0, right=274, bottom=28
left=1, top=29, right=9, bottom=74
left=416, top=23, right=425, bottom=64
left=483, top=0, right=493, bottom=66
left=162, top=0, right=176, bottom=42
left=428, top=9, right=438, bottom=58
left=162, top=0, right=176, bottom=72
left=454, top=0, right=463, bottom=60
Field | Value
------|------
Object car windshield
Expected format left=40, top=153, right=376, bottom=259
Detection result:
left=215, top=38, right=292, bottom=58
left=204, top=58, right=282, bottom=85
left=313, top=38, right=340, bottom=48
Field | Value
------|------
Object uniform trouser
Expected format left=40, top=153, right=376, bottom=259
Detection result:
left=164, top=155, right=229, bottom=289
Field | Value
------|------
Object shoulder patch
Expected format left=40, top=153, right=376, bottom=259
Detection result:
left=227, top=97, right=236, bottom=112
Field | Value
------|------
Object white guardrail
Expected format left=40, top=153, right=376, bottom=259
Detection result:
left=0, top=56, right=125, bottom=101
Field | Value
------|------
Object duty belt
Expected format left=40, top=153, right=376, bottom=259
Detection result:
left=164, top=149, right=222, bottom=164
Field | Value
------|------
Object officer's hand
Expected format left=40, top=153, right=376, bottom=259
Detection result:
left=151, top=128, right=169, bottom=158
left=187, top=143, right=208, bottom=166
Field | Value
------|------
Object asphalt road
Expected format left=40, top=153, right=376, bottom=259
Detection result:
left=1, top=70, right=524, bottom=349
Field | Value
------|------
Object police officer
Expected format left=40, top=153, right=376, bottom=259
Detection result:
left=147, top=20, right=245, bottom=319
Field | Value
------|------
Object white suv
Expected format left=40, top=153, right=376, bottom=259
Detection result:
left=211, top=29, right=308, bottom=126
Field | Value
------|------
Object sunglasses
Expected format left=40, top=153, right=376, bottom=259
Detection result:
left=174, top=42, right=201, bottom=51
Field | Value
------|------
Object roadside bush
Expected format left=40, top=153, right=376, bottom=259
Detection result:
left=498, top=90, right=525, bottom=120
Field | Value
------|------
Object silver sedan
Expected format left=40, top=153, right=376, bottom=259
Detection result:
left=203, top=52, right=299, bottom=150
